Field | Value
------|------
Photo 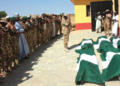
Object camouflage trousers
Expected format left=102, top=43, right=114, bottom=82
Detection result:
left=10, top=35, right=19, bottom=67
left=55, top=25, right=58, bottom=36
left=104, top=21, right=110, bottom=36
left=43, top=30, right=47, bottom=43
left=2, top=35, right=13, bottom=72
left=64, top=34, right=69, bottom=48
left=58, top=24, right=62, bottom=35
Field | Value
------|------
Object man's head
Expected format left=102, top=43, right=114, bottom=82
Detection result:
left=27, top=16, right=31, bottom=22
left=113, top=11, right=117, bottom=15
left=31, top=16, right=35, bottom=22
left=10, top=17, right=16, bottom=24
left=14, top=13, right=20, bottom=21
left=64, top=14, right=68, bottom=20
left=6, top=16, right=10, bottom=22
left=21, top=16, right=27, bottom=23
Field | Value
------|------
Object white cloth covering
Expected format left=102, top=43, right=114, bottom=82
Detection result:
left=95, top=15, right=102, bottom=32
left=112, top=15, right=119, bottom=36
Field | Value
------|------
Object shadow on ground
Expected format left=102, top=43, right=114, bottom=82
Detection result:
left=0, top=35, right=63, bottom=86
left=69, top=44, right=78, bottom=50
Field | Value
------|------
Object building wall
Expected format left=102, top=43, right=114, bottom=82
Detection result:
left=118, top=0, right=120, bottom=36
left=74, top=0, right=108, bottom=30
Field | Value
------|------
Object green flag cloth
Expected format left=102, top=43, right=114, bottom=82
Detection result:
left=75, top=39, right=104, bottom=85
left=94, top=36, right=120, bottom=81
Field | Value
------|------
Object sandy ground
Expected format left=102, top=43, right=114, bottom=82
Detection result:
left=0, top=30, right=120, bottom=86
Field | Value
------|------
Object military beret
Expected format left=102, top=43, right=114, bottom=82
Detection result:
left=10, top=17, right=16, bottom=22
left=27, top=16, right=30, bottom=19
left=22, top=16, right=27, bottom=20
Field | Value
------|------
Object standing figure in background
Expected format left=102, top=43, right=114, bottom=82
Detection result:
left=95, top=12, right=102, bottom=33
left=104, top=9, right=112, bottom=36
left=52, top=14, right=56, bottom=38
left=111, top=11, right=119, bottom=36
left=62, top=14, right=70, bottom=52
left=14, top=13, right=30, bottom=62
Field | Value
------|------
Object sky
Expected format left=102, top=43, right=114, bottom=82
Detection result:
left=0, top=0, right=74, bottom=17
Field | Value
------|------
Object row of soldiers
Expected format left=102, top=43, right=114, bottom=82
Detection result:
left=0, top=13, right=62, bottom=82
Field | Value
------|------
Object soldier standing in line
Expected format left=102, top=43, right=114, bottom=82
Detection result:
left=42, top=14, right=47, bottom=44
left=31, top=16, right=39, bottom=48
left=55, top=15, right=58, bottom=36
left=26, top=16, right=33, bottom=52
left=52, top=14, right=56, bottom=38
left=9, top=17, right=19, bottom=67
left=61, top=14, right=70, bottom=52
left=58, top=15, right=62, bottom=35
left=48, top=15, right=53, bottom=40
left=38, top=15, right=43, bottom=46
left=0, top=23, right=7, bottom=82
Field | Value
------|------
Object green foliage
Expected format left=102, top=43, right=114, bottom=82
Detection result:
left=0, top=11, right=7, bottom=18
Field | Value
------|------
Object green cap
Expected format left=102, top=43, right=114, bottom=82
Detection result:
left=22, top=17, right=27, bottom=20
left=27, top=16, right=30, bottom=19
left=10, top=17, right=16, bottom=22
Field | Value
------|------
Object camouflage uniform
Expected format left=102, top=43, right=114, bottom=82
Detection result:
left=55, top=19, right=58, bottom=36
left=21, top=22, right=29, bottom=42
left=104, top=13, right=112, bottom=36
left=31, top=19, right=38, bottom=48
left=49, top=21, right=53, bottom=39
left=58, top=16, right=62, bottom=35
left=9, top=26, right=19, bottom=67
left=42, top=17, right=47, bottom=43
left=62, top=19, right=70, bottom=49
left=0, top=26, right=6, bottom=82
left=26, top=21, right=33, bottom=51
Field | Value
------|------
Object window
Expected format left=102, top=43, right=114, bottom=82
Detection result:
left=86, top=5, right=91, bottom=17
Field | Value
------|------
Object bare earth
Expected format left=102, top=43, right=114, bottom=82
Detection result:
left=0, top=30, right=120, bottom=86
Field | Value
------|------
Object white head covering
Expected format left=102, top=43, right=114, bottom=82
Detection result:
left=114, top=11, right=116, bottom=14
left=64, top=14, right=67, bottom=17
left=6, top=16, right=10, bottom=19
left=14, top=13, right=20, bottom=17
left=97, top=12, right=100, bottom=14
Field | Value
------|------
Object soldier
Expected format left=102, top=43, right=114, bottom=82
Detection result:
left=58, top=15, right=62, bottom=35
left=101, top=12, right=105, bottom=31
left=26, top=16, right=33, bottom=52
left=61, top=14, right=70, bottom=52
left=55, top=15, right=58, bottom=36
left=0, top=23, right=7, bottom=82
left=9, top=17, right=19, bottom=67
left=104, top=9, right=112, bottom=36
left=42, top=14, right=47, bottom=44
left=52, top=14, right=56, bottom=38
left=31, top=16, right=39, bottom=48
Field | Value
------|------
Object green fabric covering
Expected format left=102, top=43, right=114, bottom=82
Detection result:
left=75, top=39, right=104, bottom=85
left=75, top=61, right=104, bottom=85
left=102, top=55, right=120, bottom=81
left=94, top=36, right=120, bottom=81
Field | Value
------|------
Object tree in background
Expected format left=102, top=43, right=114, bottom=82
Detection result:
left=0, top=11, right=7, bottom=19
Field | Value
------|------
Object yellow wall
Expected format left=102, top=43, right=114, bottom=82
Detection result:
left=112, top=0, right=115, bottom=11
left=74, top=0, right=108, bottom=24
left=118, top=0, right=120, bottom=27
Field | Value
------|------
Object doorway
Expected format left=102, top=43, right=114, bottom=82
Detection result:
left=91, top=1, right=112, bottom=31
